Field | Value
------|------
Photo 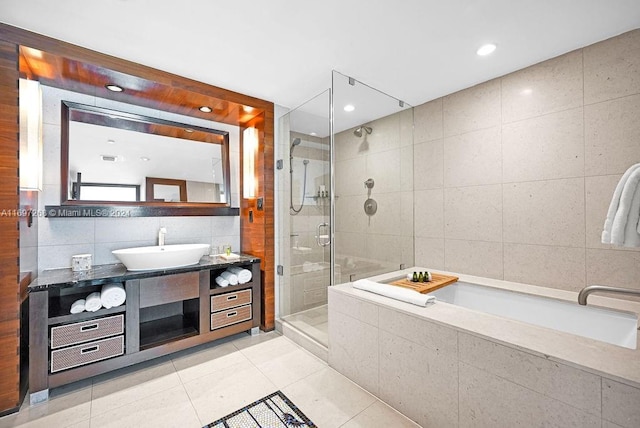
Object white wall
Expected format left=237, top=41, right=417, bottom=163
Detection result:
left=37, top=86, right=241, bottom=272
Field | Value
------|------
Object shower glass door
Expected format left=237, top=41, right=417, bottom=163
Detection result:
left=331, top=71, right=414, bottom=284
left=277, top=90, right=331, bottom=346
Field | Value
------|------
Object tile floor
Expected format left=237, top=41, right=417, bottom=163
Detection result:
left=0, top=331, right=418, bottom=428
left=281, top=305, right=329, bottom=347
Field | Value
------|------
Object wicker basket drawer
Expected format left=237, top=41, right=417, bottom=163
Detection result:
left=211, top=289, right=252, bottom=312
left=210, top=305, right=251, bottom=330
left=51, top=314, right=124, bottom=349
left=50, top=336, right=124, bottom=373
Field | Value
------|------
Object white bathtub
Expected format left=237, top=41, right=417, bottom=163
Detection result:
left=429, top=282, right=638, bottom=349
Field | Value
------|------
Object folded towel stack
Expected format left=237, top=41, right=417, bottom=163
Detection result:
left=352, top=279, right=435, bottom=307
left=220, top=270, right=238, bottom=285
left=101, top=283, right=126, bottom=309
left=215, top=276, right=229, bottom=287
left=84, top=292, right=103, bottom=312
left=602, top=163, right=640, bottom=247
left=228, top=266, right=252, bottom=284
left=70, top=299, right=86, bottom=314
left=68, top=284, right=127, bottom=314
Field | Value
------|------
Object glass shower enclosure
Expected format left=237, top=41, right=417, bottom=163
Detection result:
left=277, top=72, right=413, bottom=348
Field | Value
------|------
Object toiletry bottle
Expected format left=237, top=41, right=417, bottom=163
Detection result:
left=412, top=272, right=418, bottom=282
left=418, top=272, right=424, bottom=282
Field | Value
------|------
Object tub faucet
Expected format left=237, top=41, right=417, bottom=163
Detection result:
left=578, top=285, right=640, bottom=305
left=158, top=227, right=167, bottom=247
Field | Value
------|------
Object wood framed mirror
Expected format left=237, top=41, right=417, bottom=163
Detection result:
left=59, top=101, right=236, bottom=216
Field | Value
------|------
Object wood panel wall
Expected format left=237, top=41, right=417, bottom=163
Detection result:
left=0, top=22, right=276, bottom=411
left=0, top=39, right=22, bottom=414
left=241, top=108, right=275, bottom=330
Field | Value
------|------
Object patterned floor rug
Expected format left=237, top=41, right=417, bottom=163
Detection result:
left=204, top=391, right=317, bottom=428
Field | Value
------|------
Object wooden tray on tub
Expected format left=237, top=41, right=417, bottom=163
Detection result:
left=388, top=272, right=458, bottom=294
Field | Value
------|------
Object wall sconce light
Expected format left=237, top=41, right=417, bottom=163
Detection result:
left=243, top=127, right=258, bottom=199
left=19, top=78, right=43, bottom=191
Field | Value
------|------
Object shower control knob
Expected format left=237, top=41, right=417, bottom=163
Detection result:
left=364, top=198, right=378, bottom=216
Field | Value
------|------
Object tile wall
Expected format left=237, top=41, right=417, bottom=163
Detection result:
left=334, top=108, right=414, bottom=279
left=36, top=86, right=241, bottom=273
left=413, top=29, right=640, bottom=292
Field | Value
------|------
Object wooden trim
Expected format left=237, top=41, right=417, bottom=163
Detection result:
left=240, top=111, right=275, bottom=330
left=0, top=38, right=21, bottom=413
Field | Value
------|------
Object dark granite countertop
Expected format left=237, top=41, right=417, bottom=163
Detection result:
left=29, top=254, right=260, bottom=291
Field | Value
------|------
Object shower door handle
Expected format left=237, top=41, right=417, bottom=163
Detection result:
left=315, top=223, right=330, bottom=247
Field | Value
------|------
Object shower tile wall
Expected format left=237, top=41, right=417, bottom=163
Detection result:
left=334, top=109, right=414, bottom=281
left=36, top=86, right=241, bottom=273
left=413, top=28, right=640, bottom=293
left=287, top=132, right=331, bottom=313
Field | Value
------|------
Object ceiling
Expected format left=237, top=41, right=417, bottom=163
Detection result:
left=1, top=1, right=639, bottom=111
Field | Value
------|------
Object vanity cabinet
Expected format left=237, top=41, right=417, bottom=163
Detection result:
left=28, top=256, right=260, bottom=404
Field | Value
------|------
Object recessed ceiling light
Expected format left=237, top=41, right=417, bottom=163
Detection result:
left=310, top=132, right=317, bottom=136
left=199, top=106, right=212, bottom=113
left=521, top=88, right=533, bottom=95
left=476, top=44, right=497, bottom=56
left=343, top=104, right=355, bottom=112
left=243, top=106, right=255, bottom=113
left=107, top=139, right=115, bottom=144
left=105, top=84, right=124, bottom=92
left=140, top=157, right=151, bottom=161
left=185, top=128, right=194, bottom=133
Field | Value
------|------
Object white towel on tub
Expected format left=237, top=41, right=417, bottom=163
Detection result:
left=353, top=279, right=435, bottom=307
left=84, top=292, right=102, bottom=312
left=621, top=185, right=640, bottom=247
left=228, top=266, right=252, bottom=284
left=602, top=163, right=640, bottom=244
left=609, top=166, right=640, bottom=246
left=100, top=283, right=126, bottom=309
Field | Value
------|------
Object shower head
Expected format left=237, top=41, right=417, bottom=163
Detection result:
left=354, top=126, right=372, bottom=137
left=290, top=138, right=302, bottom=157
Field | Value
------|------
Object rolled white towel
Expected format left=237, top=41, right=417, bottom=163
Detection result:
left=602, top=163, right=640, bottom=243
left=353, top=279, right=435, bottom=307
left=611, top=167, right=640, bottom=246
left=101, top=283, right=126, bottom=309
left=220, top=270, right=238, bottom=285
left=215, top=275, right=229, bottom=287
left=621, top=185, right=640, bottom=247
left=70, top=299, right=85, bottom=314
left=84, top=292, right=103, bottom=312
left=228, top=266, right=252, bottom=284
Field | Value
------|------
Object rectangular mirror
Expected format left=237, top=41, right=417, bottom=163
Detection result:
left=61, top=101, right=231, bottom=209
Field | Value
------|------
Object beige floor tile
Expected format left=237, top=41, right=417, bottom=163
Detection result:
left=90, top=385, right=200, bottom=428
left=183, top=361, right=277, bottom=425
left=171, top=341, right=249, bottom=384
left=253, top=344, right=327, bottom=389
left=229, top=330, right=282, bottom=351
left=340, top=400, right=420, bottom=428
left=236, top=335, right=300, bottom=366
left=0, top=382, right=92, bottom=428
left=91, top=360, right=181, bottom=416
left=282, top=367, right=377, bottom=428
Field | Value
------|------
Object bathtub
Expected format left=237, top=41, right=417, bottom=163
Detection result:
left=429, top=281, right=638, bottom=349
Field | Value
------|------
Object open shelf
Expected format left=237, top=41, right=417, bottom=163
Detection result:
left=48, top=293, right=125, bottom=325
left=139, top=315, right=198, bottom=350
left=210, top=264, right=255, bottom=291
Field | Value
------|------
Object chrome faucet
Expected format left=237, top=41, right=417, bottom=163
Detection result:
left=578, top=285, right=640, bottom=305
left=158, top=227, right=167, bottom=247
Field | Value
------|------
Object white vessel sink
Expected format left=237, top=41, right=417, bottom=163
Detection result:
left=112, top=244, right=210, bottom=271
